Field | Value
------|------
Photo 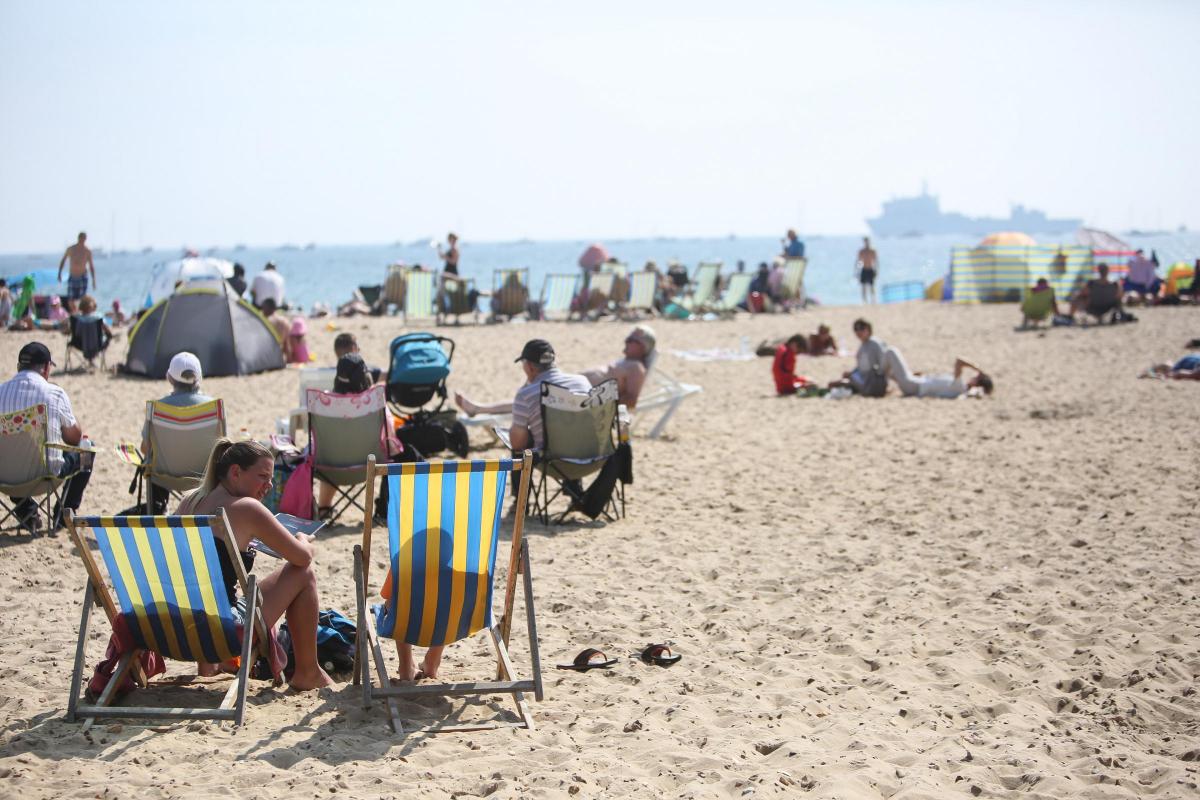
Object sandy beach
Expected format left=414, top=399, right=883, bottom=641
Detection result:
left=0, top=302, right=1197, bottom=799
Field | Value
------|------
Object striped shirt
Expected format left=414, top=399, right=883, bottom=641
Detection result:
left=0, top=370, right=78, bottom=471
left=511, top=367, right=590, bottom=451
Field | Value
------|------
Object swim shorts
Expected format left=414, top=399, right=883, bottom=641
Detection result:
left=67, top=274, right=88, bottom=300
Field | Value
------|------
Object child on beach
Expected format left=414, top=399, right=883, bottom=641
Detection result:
left=288, top=317, right=311, bottom=364
left=772, top=335, right=810, bottom=395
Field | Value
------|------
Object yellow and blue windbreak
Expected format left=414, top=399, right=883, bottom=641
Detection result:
left=83, top=515, right=241, bottom=663
left=378, top=460, right=510, bottom=647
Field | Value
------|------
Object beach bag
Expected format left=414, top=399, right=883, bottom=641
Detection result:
left=278, top=457, right=314, bottom=519
left=275, top=609, right=357, bottom=676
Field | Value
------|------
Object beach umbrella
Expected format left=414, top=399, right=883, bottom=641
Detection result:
left=578, top=243, right=609, bottom=270
left=1075, top=227, right=1130, bottom=251
left=978, top=232, right=1036, bottom=247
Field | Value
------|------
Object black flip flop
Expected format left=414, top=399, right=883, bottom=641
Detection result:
left=557, top=648, right=618, bottom=671
left=639, top=643, right=682, bottom=667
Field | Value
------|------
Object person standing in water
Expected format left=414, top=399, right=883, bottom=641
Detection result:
left=855, top=237, right=878, bottom=304
left=58, top=232, right=97, bottom=309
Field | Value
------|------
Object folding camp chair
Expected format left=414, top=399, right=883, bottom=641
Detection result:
left=0, top=403, right=95, bottom=532
left=623, top=271, right=658, bottom=319
left=1020, top=288, right=1057, bottom=326
left=491, top=268, right=530, bottom=321
left=134, top=399, right=226, bottom=514
left=631, top=368, right=703, bottom=439
left=438, top=274, right=479, bottom=326
left=307, top=385, right=388, bottom=525
left=710, top=272, right=753, bottom=317
left=778, top=258, right=807, bottom=309
left=530, top=379, right=623, bottom=524
left=381, top=263, right=406, bottom=314
left=403, top=270, right=437, bottom=325
left=540, top=273, right=580, bottom=321
left=64, top=510, right=281, bottom=727
left=680, top=262, right=722, bottom=313
left=64, top=316, right=112, bottom=372
left=352, top=452, right=542, bottom=733
left=582, top=271, right=616, bottom=319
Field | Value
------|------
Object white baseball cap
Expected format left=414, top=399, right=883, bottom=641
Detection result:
left=167, top=351, right=202, bottom=383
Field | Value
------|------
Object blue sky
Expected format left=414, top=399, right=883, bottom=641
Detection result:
left=1, top=1, right=1197, bottom=253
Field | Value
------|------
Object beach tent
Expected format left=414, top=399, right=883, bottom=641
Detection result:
left=949, top=243, right=1093, bottom=303
left=143, top=257, right=235, bottom=308
left=123, top=283, right=284, bottom=378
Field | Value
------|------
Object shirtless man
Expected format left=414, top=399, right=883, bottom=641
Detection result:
left=855, top=237, right=878, bottom=304
left=58, top=232, right=96, bottom=307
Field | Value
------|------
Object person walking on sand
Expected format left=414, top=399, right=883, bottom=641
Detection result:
left=856, top=237, right=878, bottom=304
left=58, top=232, right=97, bottom=309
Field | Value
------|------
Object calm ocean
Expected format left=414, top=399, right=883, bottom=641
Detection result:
left=2, top=232, right=1196, bottom=312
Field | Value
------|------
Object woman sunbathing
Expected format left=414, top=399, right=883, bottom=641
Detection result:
left=177, top=439, right=334, bottom=690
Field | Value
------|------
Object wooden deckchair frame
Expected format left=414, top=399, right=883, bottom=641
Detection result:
left=64, top=509, right=280, bottom=728
left=352, top=452, right=543, bottom=734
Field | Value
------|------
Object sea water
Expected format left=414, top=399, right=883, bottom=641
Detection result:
left=2, top=232, right=1195, bottom=312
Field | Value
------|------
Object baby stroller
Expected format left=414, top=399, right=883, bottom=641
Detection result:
left=386, top=332, right=469, bottom=459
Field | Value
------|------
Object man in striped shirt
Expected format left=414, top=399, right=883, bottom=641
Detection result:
left=0, top=341, right=93, bottom=530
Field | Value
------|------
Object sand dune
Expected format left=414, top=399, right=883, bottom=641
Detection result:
left=1, top=302, right=1198, bottom=798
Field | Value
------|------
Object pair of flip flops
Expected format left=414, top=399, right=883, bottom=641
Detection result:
left=556, top=644, right=682, bottom=671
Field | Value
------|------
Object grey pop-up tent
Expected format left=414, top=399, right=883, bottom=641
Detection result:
left=124, top=284, right=285, bottom=378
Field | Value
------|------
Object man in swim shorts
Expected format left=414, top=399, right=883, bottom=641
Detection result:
left=58, top=232, right=96, bottom=308
left=856, top=237, right=877, bottom=304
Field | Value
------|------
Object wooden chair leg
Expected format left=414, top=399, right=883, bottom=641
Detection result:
left=352, top=546, right=365, bottom=687
left=66, top=582, right=96, bottom=722
left=521, top=541, right=544, bottom=702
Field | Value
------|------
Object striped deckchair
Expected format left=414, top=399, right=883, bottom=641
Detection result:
left=353, top=453, right=541, bottom=733
left=438, top=273, right=479, bottom=326
left=403, top=269, right=436, bottom=324
left=137, top=399, right=225, bottom=512
left=711, top=272, right=753, bottom=316
left=583, top=271, right=616, bottom=318
left=65, top=510, right=281, bottom=727
left=540, top=273, right=579, bottom=320
left=0, top=403, right=95, bottom=532
left=491, top=268, right=530, bottom=320
left=382, top=263, right=406, bottom=313
left=779, top=258, right=807, bottom=308
left=623, top=270, right=657, bottom=318
left=680, top=262, right=721, bottom=313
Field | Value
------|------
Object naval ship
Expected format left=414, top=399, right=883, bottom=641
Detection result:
left=866, top=187, right=1082, bottom=237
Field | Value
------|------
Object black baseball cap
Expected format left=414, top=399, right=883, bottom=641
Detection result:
left=17, top=341, right=54, bottom=369
left=515, top=339, right=555, bottom=366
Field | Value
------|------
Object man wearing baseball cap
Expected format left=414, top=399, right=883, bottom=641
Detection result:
left=0, top=341, right=93, bottom=530
left=140, top=351, right=214, bottom=513
left=454, top=338, right=590, bottom=453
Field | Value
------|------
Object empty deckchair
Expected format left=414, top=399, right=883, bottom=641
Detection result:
left=680, top=262, right=722, bottom=313
left=403, top=269, right=437, bottom=324
left=382, top=263, right=406, bottom=314
left=710, top=272, right=753, bottom=316
left=623, top=270, right=657, bottom=318
left=438, top=274, right=479, bottom=326
left=531, top=380, right=623, bottom=524
left=307, top=385, right=388, bottom=525
left=64, top=510, right=281, bottom=727
left=0, top=404, right=95, bottom=532
left=353, top=453, right=542, bottom=733
left=540, top=274, right=579, bottom=321
left=491, top=268, right=530, bottom=321
left=632, top=369, right=703, bottom=439
left=135, top=399, right=226, bottom=513
left=778, top=258, right=807, bottom=309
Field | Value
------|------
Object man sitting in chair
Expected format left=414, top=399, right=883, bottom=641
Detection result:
left=141, top=352, right=213, bottom=514
left=1065, top=263, right=1124, bottom=323
left=0, top=342, right=93, bottom=530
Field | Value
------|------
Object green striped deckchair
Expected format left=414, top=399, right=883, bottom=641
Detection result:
left=779, top=258, right=807, bottom=308
left=583, top=271, right=615, bottom=318
left=680, top=262, right=722, bottom=312
left=624, top=271, right=657, bottom=318
left=711, top=272, right=753, bottom=316
left=353, top=453, right=541, bottom=733
left=540, top=273, right=579, bottom=320
left=403, top=269, right=436, bottom=324
left=65, top=511, right=282, bottom=727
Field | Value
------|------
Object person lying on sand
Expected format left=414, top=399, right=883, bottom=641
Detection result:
left=756, top=324, right=837, bottom=358
left=885, top=349, right=994, bottom=398
left=177, top=439, right=334, bottom=689
left=1140, top=353, right=1200, bottom=380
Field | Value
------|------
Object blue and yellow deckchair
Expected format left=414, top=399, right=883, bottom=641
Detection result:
left=352, top=452, right=542, bottom=733
left=65, top=510, right=280, bottom=727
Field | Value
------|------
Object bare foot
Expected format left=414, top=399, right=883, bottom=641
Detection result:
left=454, top=392, right=479, bottom=417
left=197, top=662, right=220, bottom=678
left=288, top=666, right=335, bottom=690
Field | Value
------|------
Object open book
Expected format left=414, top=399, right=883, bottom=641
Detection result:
left=252, top=513, right=326, bottom=559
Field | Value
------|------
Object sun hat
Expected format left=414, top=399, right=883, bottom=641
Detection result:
left=167, top=351, right=202, bottom=383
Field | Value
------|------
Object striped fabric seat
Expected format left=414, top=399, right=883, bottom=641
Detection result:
left=681, top=262, right=721, bottom=312
left=146, top=400, right=225, bottom=492
left=86, top=515, right=241, bottom=663
left=404, top=269, right=436, bottom=323
left=65, top=510, right=279, bottom=727
left=377, top=460, right=509, bottom=647
left=626, top=271, right=657, bottom=316
left=540, top=273, right=579, bottom=319
left=492, top=268, right=530, bottom=318
left=584, top=271, right=615, bottom=315
left=712, top=272, right=752, bottom=314
left=779, top=258, right=807, bottom=306
left=353, top=453, right=542, bottom=733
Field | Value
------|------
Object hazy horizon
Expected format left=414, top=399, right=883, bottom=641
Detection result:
left=3, top=1, right=1197, bottom=254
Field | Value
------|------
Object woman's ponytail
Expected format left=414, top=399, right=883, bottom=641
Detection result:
left=183, top=437, right=271, bottom=507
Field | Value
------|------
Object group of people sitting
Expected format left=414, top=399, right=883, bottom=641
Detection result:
left=770, top=318, right=993, bottom=399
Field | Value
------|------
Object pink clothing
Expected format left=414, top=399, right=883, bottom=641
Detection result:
left=289, top=336, right=309, bottom=364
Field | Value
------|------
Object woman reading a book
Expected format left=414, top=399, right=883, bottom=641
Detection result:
left=177, top=438, right=334, bottom=689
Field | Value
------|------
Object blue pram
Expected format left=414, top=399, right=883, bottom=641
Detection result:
left=386, top=333, right=467, bottom=458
